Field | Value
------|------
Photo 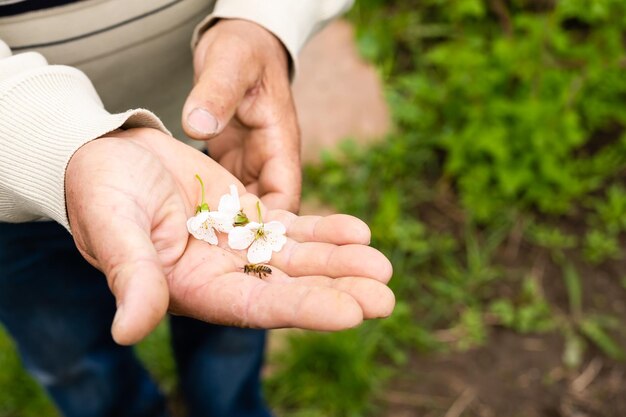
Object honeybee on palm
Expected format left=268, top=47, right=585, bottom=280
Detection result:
left=243, top=263, right=272, bottom=279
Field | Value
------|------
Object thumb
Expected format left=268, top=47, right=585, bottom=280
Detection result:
left=182, top=46, right=259, bottom=139
left=100, top=220, right=170, bottom=346
left=65, top=135, right=177, bottom=346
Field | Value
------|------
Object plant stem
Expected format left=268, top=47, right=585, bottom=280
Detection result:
left=195, top=174, right=206, bottom=205
left=256, top=201, right=263, bottom=223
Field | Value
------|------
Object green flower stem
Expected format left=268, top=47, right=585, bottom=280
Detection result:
left=195, top=174, right=206, bottom=204
left=256, top=201, right=263, bottom=223
left=195, top=174, right=210, bottom=212
left=254, top=201, right=266, bottom=239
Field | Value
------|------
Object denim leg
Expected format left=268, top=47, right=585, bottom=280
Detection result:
left=170, top=316, right=272, bottom=417
left=0, top=221, right=167, bottom=417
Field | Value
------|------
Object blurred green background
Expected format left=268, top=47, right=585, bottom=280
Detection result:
left=2, top=0, right=626, bottom=416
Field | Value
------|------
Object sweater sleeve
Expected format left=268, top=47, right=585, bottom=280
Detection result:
left=0, top=39, right=169, bottom=231
left=191, top=0, right=354, bottom=75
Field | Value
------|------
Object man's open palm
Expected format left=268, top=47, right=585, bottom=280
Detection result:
left=65, top=128, right=394, bottom=345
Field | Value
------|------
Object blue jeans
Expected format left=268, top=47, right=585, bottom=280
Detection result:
left=0, top=221, right=271, bottom=417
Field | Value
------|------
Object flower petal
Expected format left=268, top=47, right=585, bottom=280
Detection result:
left=247, top=221, right=263, bottom=229
left=209, top=211, right=234, bottom=233
left=247, top=239, right=273, bottom=263
left=264, top=221, right=286, bottom=235
left=218, top=184, right=241, bottom=215
left=199, top=226, right=218, bottom=245
left=268, top=232, right=287, bottom=253
left=187, top=212, right=208, bottom=234
left=186, top=217, right=198, bottom=235
left=228, top=226, right=256, bottom=250
left=189, top=222, right=218, bottom=245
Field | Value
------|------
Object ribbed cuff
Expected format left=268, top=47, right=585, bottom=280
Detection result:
left=0, top=60, right=168, bottom=231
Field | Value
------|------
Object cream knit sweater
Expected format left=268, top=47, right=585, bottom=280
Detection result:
left=0, top=0, right=352, bottom=230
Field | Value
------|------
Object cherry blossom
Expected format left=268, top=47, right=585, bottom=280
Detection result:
left=228, top=202, right=287, bottom=263
left=186, top=176, right=236, bottom=245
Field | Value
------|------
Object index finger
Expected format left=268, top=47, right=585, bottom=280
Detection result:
left=256, top=142, right=301, bottom=212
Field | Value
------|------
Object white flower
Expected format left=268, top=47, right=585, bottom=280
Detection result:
left=217, top=184, right=241, bottom=218
left=228, top=220, right=287, bottom=263
left=187, top=210, right=234, bottom=245
left=187, top=179, right=240, bottom=245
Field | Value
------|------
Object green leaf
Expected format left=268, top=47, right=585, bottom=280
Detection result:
left=562, top=262, right=583, bottom=319
left=579, top=318, right=626, bottom=361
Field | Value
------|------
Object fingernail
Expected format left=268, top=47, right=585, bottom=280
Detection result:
left=187, top=108, right=219, bottom=135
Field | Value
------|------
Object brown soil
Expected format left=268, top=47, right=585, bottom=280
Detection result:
left=380, top=329, right=626, bottom=417
left=377, top=229, right=626, bottom=417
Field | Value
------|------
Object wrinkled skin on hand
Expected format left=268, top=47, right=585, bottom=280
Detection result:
left=65, top=128, right=394, bottom=345
left=182, top=19, right=301, bottom=213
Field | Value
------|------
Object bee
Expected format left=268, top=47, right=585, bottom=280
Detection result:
left=243, top=263, right=272, bottom=279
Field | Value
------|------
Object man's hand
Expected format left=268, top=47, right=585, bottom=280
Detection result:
left=182, top=19, right=301, bottom=212
left=65, top=128, right=393, bottom=346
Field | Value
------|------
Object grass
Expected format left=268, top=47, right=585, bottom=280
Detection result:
left=0, top=326, right=59, bottom=417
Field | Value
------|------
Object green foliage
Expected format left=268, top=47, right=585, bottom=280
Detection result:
left=266, top=329, right=383, bottom=417
left=454, top=307, right=488, bottom=350
left=373, top=301, right=441, bottom=365
left=135, top=320, right=178, bottom=395
left=581, top=185, right=625, bottom=264
left=579, top=316, right=626, bottom=361
left=351, top=0, right=626, bottom=222
left=593, top=185, right=626, bottom=234
left=0, top=326, right=59, bottom=417
left=555, top=260, right=624, bottom=368
left=562, top=262, right=583, bottom=319
left=583, top=228, right=621, bottom=264
left=526, top=223, right=578, bottom=251
left=489, top=277, right=555, bottom=334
